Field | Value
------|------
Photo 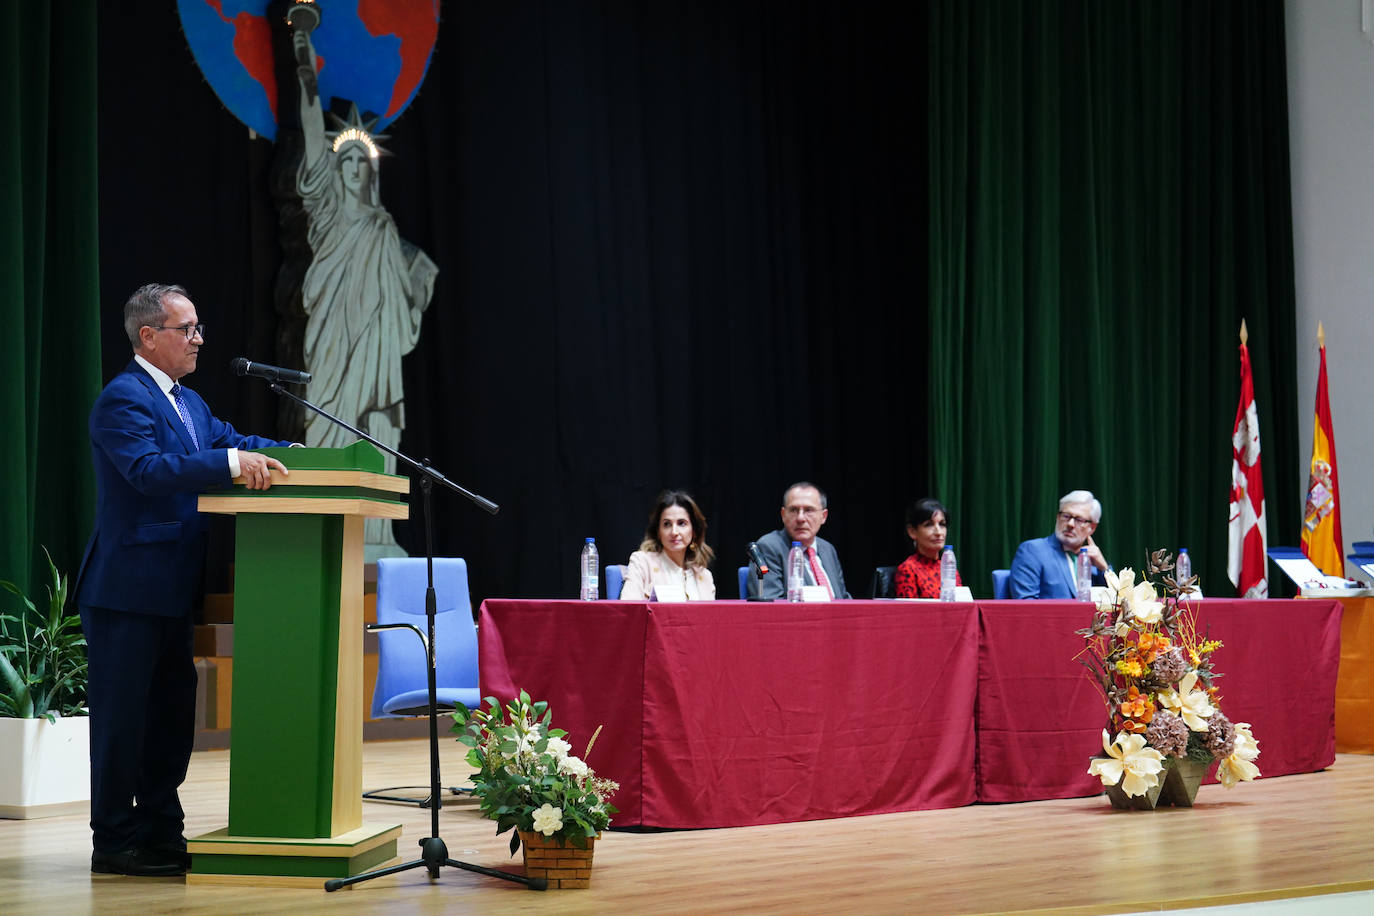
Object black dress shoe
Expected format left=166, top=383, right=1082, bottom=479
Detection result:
left=148, top=841, right=192, bottom=871
left=91, top=848, right=187, bottom=877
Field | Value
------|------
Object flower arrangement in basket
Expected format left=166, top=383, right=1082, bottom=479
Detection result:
left=452, top=692, right=619, bottom=857
left=1077, top=550, right=1260, bottom=804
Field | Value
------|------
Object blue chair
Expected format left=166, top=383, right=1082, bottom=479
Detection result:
left=365, top=557, right=476, bottom=806
left=991, top=568, right=1011, bottom=599
left=738, top=565, right=750, bottom=599
left=605, top=564, right=627, bottom=599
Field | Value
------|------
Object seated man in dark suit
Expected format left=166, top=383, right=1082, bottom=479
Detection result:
left=749, top=481, right=850, bottom=600
left=76, top=283, right=295, bottom=877
left=1008, top=489, right=1110, bottom=599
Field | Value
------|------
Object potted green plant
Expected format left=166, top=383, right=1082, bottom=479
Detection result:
left=0, top=548, right=90, bottom=819
left=453, top=691, right=618, bottom=889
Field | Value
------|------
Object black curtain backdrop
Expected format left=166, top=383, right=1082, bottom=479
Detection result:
left=97, top=2, right=928, bottom=603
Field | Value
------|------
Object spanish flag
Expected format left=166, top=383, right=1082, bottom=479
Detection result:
left=1301, top=323, right=1343, bottom=576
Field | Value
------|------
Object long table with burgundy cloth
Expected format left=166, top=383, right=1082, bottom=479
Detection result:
left=478, top=598, right=1341, bottom=828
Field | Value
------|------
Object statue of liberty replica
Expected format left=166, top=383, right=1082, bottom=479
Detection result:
left=272, top=2, right=437, bottom=559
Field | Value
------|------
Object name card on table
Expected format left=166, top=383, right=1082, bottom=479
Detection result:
left=650, top=582, right=687, bottom=602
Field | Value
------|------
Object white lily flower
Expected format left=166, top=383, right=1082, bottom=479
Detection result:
left=1087, top=729, right=1165, bottom=797
left=1127, top=581, right=1164, bottom=625
left=1105, top=567, right=1135, bottom=600
left=1157, top=671, right=1215, bottom=730
left=1216, top=722, right=1261, bottom=788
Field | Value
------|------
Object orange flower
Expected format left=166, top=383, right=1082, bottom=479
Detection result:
left=1119, top=685, right=1156, bottom=728
left=1136, top=632, right=1170, bottom=664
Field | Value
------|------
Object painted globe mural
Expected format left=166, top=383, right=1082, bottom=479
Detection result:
left=177, top=0, right=440, bottom=141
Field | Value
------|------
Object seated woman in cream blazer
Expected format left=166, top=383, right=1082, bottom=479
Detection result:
left=620, top=489, right=716, bottom=600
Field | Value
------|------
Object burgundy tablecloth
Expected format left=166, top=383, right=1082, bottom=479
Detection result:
left=479, top=598, right=1342, bottom=824
left=975, top=599, right=1343, bottom=802
left=478, top=600, right=650, bottom=823
left=480, top=599, right=979, bottom=828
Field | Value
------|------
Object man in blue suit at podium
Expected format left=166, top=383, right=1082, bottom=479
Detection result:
left=75, top=283, right=294, bottom=877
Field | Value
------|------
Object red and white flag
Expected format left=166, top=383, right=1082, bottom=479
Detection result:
left=1228, top=321, right=1267, bottom=598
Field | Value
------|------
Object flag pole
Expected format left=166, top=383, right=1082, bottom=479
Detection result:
left=1318, top=321, right=1325, bottom=349
left=1240, top=318, right=1248, bottom=346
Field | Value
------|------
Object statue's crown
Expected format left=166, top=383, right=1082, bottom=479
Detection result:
left=326, top=103, right=390, bottom=159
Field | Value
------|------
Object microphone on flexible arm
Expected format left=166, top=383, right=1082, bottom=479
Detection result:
left=746, top=541, right=774, bottom=602
left=232, top=357, right=312, bottom=385
left=747, top=541, right=770, bottom=576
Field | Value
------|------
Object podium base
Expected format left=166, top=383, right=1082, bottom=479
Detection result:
left=186, top=822, right=402, bottom=886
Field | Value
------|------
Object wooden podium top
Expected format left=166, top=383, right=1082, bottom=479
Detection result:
left=198, top=468, right=410, bottom=519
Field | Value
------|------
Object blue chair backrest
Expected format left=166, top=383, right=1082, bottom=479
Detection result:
left=991, top=568, right=1011, bottom=600
left=738, top=565, right=749, bottom=599
left=370, top=557, right=477, bottom=718
left=605, top=564, right=625, bottom=599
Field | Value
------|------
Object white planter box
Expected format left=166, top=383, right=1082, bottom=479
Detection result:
left=0, top=715, right=91, bottom=819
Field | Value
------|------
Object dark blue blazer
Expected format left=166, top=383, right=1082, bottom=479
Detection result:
left=76, top=360, right=289, bottom=617
left=1008, top=533, right=1106, bottom=599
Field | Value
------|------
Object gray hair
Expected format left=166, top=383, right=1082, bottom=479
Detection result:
left=123, top=283, right=187, bottom=349
left=783, top=481, right=828, bottom=510
left=1059, top=489, right=1102, bottom=523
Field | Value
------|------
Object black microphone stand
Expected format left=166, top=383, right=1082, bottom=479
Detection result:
left=255, top=380, right=544, bottom=893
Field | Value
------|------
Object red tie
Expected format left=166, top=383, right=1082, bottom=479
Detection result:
left=807, top=546, right=835, bottom=600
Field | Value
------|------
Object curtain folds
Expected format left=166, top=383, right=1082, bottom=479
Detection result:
left=929, top=0, right=1298, bottom=598
left=0, top=1, right=101, bottom=594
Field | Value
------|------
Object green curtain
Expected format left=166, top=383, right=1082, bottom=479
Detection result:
left=0, top=1, right=101, bottom=596
left=929, top=0, right=1298, bottom=598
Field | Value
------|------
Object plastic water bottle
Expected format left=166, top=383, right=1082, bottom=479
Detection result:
left=579, top=538, right=599, bottom=600
left=1076, top=546, right=1092, bottom=602
left=787, top=541, right=805, bottom=602
left=939, top=545, right=957, bottom=601
left=1176, top=548, right=1192, bottom=595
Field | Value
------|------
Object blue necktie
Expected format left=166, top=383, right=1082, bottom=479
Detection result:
left=170, top=383, right=200, bottom=449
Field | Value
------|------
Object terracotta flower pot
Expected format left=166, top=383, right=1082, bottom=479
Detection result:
left=1097, top=756, right=1213, bottom=810
left=518, top=829, right=597, bottom=889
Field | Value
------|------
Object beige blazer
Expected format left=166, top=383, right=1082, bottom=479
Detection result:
left=620, top=549, right=716, bottom=600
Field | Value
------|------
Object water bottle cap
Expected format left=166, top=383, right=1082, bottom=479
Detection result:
left=585, top=537, right=595, bottom=544
left=1179, top=547, right=1188, bottom=554
left=1078, top=546, right=1087, bottom=554
left=792, top=541, right=801, bottom=547
left=943, top=545, right=952, bottom=552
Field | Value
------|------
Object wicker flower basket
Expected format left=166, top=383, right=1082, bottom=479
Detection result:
left=518, top=830, right=597, bottom=889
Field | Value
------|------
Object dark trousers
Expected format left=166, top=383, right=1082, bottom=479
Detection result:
left=79, top=605, right=196, bottom=853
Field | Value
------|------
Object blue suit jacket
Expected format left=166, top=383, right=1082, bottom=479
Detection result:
left=76, top=360, right=290, bottom=617
left=1008, top=533, right=1106, bottom=599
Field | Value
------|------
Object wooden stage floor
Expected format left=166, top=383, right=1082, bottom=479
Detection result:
left=2, top=739, right=1372, bottom=915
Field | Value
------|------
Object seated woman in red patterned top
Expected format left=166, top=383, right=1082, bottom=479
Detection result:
left=894, top=497, right=961, bottom=598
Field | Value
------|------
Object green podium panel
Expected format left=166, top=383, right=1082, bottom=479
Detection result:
left=189, top=443, right=408, bottom=886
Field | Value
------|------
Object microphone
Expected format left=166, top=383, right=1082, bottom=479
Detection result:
left=747, top=541, right=770, bottom=576
left=232, top=357, right=312, bottom=385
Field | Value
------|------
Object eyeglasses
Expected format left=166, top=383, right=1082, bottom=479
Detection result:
left=1058, top=512, right=1095, bottom=528
left=784, top=506, right=823, bottom=517
left=150, top=323, right=205, bottom=340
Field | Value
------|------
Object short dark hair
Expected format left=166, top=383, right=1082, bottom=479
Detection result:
left=639, top=489, right=715, bottom=569
left=905, top=497, right=948, bottom=529
left=124, top=283, right=188, bottom=349
left=783, top=481, right=827, bottom=510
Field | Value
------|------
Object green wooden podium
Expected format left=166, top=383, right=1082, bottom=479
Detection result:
left=187, top=442, right=408, bottom=886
